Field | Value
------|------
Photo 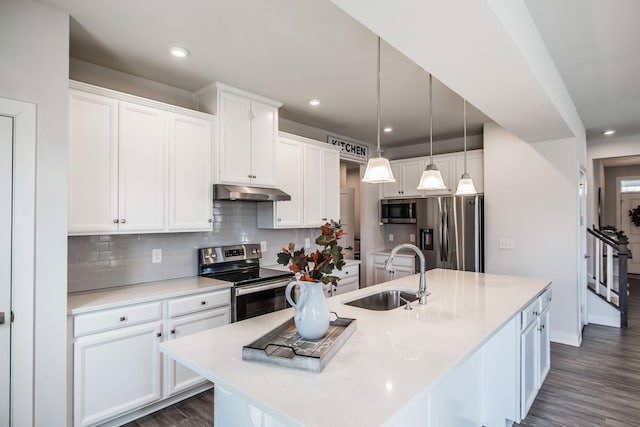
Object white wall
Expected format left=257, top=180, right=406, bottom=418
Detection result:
left=484, top=123, right=581, bottom=345
left=0, top=0, right=68, bottom=424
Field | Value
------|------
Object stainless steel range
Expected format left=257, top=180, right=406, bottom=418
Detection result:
left=198, top=244, right=294, bottom=322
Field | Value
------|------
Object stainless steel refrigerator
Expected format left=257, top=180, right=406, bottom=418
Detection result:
left=416, top=195, right=484, bottom=272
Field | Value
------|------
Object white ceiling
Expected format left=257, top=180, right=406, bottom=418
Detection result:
left=36, top=0, right=640, bottom=147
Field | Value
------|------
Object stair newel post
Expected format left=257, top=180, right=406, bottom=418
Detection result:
left=617, top=232, right=629, bottom=328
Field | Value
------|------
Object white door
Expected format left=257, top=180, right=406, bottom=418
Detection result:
left=401, top=159, right=425, bottom=197
left=250, top=100, right=277, bottom=187
left=579, top=169, right=587, bottom=329
left=323, top=149, right=340, bottom=223
left=619, top=189, right=640, bottom=275
left=218, top=91, right=251, bottom=184
left=0, top=114, right=13, bottom=426
left=303, top=144, right=325, bottom=226
left=275, top=138, right=304, bottom=227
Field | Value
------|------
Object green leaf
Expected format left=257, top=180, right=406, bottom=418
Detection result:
left=276, top=252, right=291, bottom=265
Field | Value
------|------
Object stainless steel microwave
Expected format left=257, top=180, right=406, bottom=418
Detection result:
left=380, top=199, right=417, bottom=224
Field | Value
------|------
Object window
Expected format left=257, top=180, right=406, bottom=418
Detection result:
left=620, top=179, right=640, bottom=193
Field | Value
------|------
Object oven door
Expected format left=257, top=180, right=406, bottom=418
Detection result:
left=232, top=278, right=292, bottom=322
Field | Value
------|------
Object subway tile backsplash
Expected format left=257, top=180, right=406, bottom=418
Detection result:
left=68, top=201, right=320, bottom=293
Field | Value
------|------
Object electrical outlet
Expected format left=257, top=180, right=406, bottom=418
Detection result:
left=304, top=238, right=311, bottom=248
left=389, top=233, right=394, bottom=242
left=499, top=238, right=515, bottom=250
left=152, top=249, right=162, bottom=263
left=409, top=233, right=415, bottom=243
left=260, top=241, right=267, bottom=252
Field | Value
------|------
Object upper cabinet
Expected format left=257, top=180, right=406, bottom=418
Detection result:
left=216, top=83, right=282, bottom=187
left=257, top=133, right=340, bottom=229
left=380, top=150, right=483, bottom=198
left=68, top=81, right=215, bottom=235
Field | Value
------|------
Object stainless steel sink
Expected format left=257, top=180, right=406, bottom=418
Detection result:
left=343, top=289, right=419, bottom=311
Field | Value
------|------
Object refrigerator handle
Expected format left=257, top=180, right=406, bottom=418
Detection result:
left=442, top=205, right=449, bottom=262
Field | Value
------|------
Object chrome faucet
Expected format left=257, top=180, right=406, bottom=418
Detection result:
left=385, top=243, right=429, bottom=305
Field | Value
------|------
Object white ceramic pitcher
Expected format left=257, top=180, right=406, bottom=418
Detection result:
left=285, top=280, right=330, bottom=340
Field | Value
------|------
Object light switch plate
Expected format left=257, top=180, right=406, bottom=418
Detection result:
left=304, top=238, right=311, bottom=248
left=152, top=249, right=162, bottom=263
left=409, top=233, right=415, bottom=243
left=260, top=241, right=268, bottom=252
left=389, top=234, right=394, bottom=242
left=499, top=238, right=515, bottom=250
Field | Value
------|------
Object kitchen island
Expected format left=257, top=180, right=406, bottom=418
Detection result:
left=160, top=269, right=551, bottom=426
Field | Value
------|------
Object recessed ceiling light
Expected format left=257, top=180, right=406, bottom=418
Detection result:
left=169, top=46, right=190, bottom=58
left=383, top=126, right=393, bottom=133
left=603, top=129, right=616, bottom=136
left=308, top=98, right=321, bottom=106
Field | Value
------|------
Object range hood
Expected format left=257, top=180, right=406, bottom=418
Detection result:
left=213, top=184, right=291, bottom=202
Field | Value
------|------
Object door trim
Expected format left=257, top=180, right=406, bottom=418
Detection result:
left=0, top=97, right=36, bottom=426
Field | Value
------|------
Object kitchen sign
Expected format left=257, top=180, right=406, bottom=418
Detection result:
left=327, top=135, right=368, bottom=163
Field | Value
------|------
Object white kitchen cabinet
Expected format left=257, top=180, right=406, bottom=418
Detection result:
left=257, top=133, right=340, bottom=228
left=372, top=253, right=415, bottom=285
left=71, top=287, right=231, bottom=426
left=73, top=320, right=163, bottom=426
left=328, top=263, right=360, bottom=297
left=68, top=89, right=119, bottom=234
left=520, top=288, right=552, bottom=419
left=118, top=101, right=167, bottom=232
left=216, top=83, right=281, bottom=187
left=168, top=113, right=213, bottom=231
left=165, top=306, right=230, bottom=396
left=68, top=81, right=215, bottom=235
left=454, top=149, right=484, bottom=193
left=382, top=158, right=425, bottom=198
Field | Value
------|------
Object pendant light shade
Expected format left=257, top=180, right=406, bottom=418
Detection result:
left=417, top=74, right=446, bottom=190
left=362, top=37, right=396, bottom=184
left=455, top=100, right=477, bottom=196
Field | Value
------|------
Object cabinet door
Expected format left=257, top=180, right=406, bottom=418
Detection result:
left=250, top=100, right=278, bottom=187
left=538, top=307, right=551, bottom=386
left=68, top=90, right=119, bottom=234
left=373, top=265, right=395, bottom=285
left=118, top=102, right=167, bottom=232
left=274, top=137, right=304, bottom=227
left=455, top=150, right=483, bottom=193
left=303, top=144, right=326, bottom=226
left=401, top=159, right=425, bottom=197
left=382, top=162, right=403, bottom=198
left=323, top=148, right=340, bottom=223
left=74, top=322, right=163, bottom=426
left=168, top=113, right=213, bottom=231
left=165, top=307, right=230, bottom=396
left=520, top=319, right=539, bottom=418
left=218, top=91, right=251, bottom=184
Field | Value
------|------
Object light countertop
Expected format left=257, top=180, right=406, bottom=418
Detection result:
left=160, top=268, right=550, bottom=426
left=67, top=276, right=232, bottom=315
left=372, top=248, right=418, bottom=258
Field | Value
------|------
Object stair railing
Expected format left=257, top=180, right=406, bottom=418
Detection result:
left=587, top=227, right=629, bottom=328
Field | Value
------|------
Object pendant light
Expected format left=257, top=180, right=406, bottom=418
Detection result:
left=417, top=74, right=446, bottom=190
left=362, top=37, right=396, bottom=184
left=455, top=100, right=477, bottom=196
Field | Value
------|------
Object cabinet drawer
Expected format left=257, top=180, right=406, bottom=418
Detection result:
left=540, top=288, right=552, bottom=312
left=167, top=289, right=230, bottom=318
left=521, top=299, right=540, bottom=330
left=334, top=263, right=359, bottom=279
left=74, top=302, right=162, bottom=337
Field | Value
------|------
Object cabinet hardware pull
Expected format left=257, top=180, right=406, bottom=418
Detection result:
left=208, top=218, right=213, bottom=223
left=201, top=301, right=206, bottom=305
left=171, top=329, right=176, bottom=335
left=119, top=316, right=126, bottom=322
left=248, top=174, right=252, bottom=178
left=120, top=219, right=126, bottom=224
left=157, top=332, right=162, bottom=338
left=113, top=219, right=119, bottom=223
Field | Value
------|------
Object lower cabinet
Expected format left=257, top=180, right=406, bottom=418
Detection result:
left=74, top=321, right=163, bottom=426
left=165, top=307, right=230, bottom=396
left=327, top=263, right=360, bottom=297
left=71, top=288, right=230, bottom=426
left=372, top=253, right=415, bottom=285
left=520, top=288, right=552, bottom=419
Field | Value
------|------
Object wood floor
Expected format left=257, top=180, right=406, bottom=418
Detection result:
left=125, top=279, right=640, bottom=427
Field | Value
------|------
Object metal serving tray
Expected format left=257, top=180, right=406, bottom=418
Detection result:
left=242, top=315, right=356, bottom=373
